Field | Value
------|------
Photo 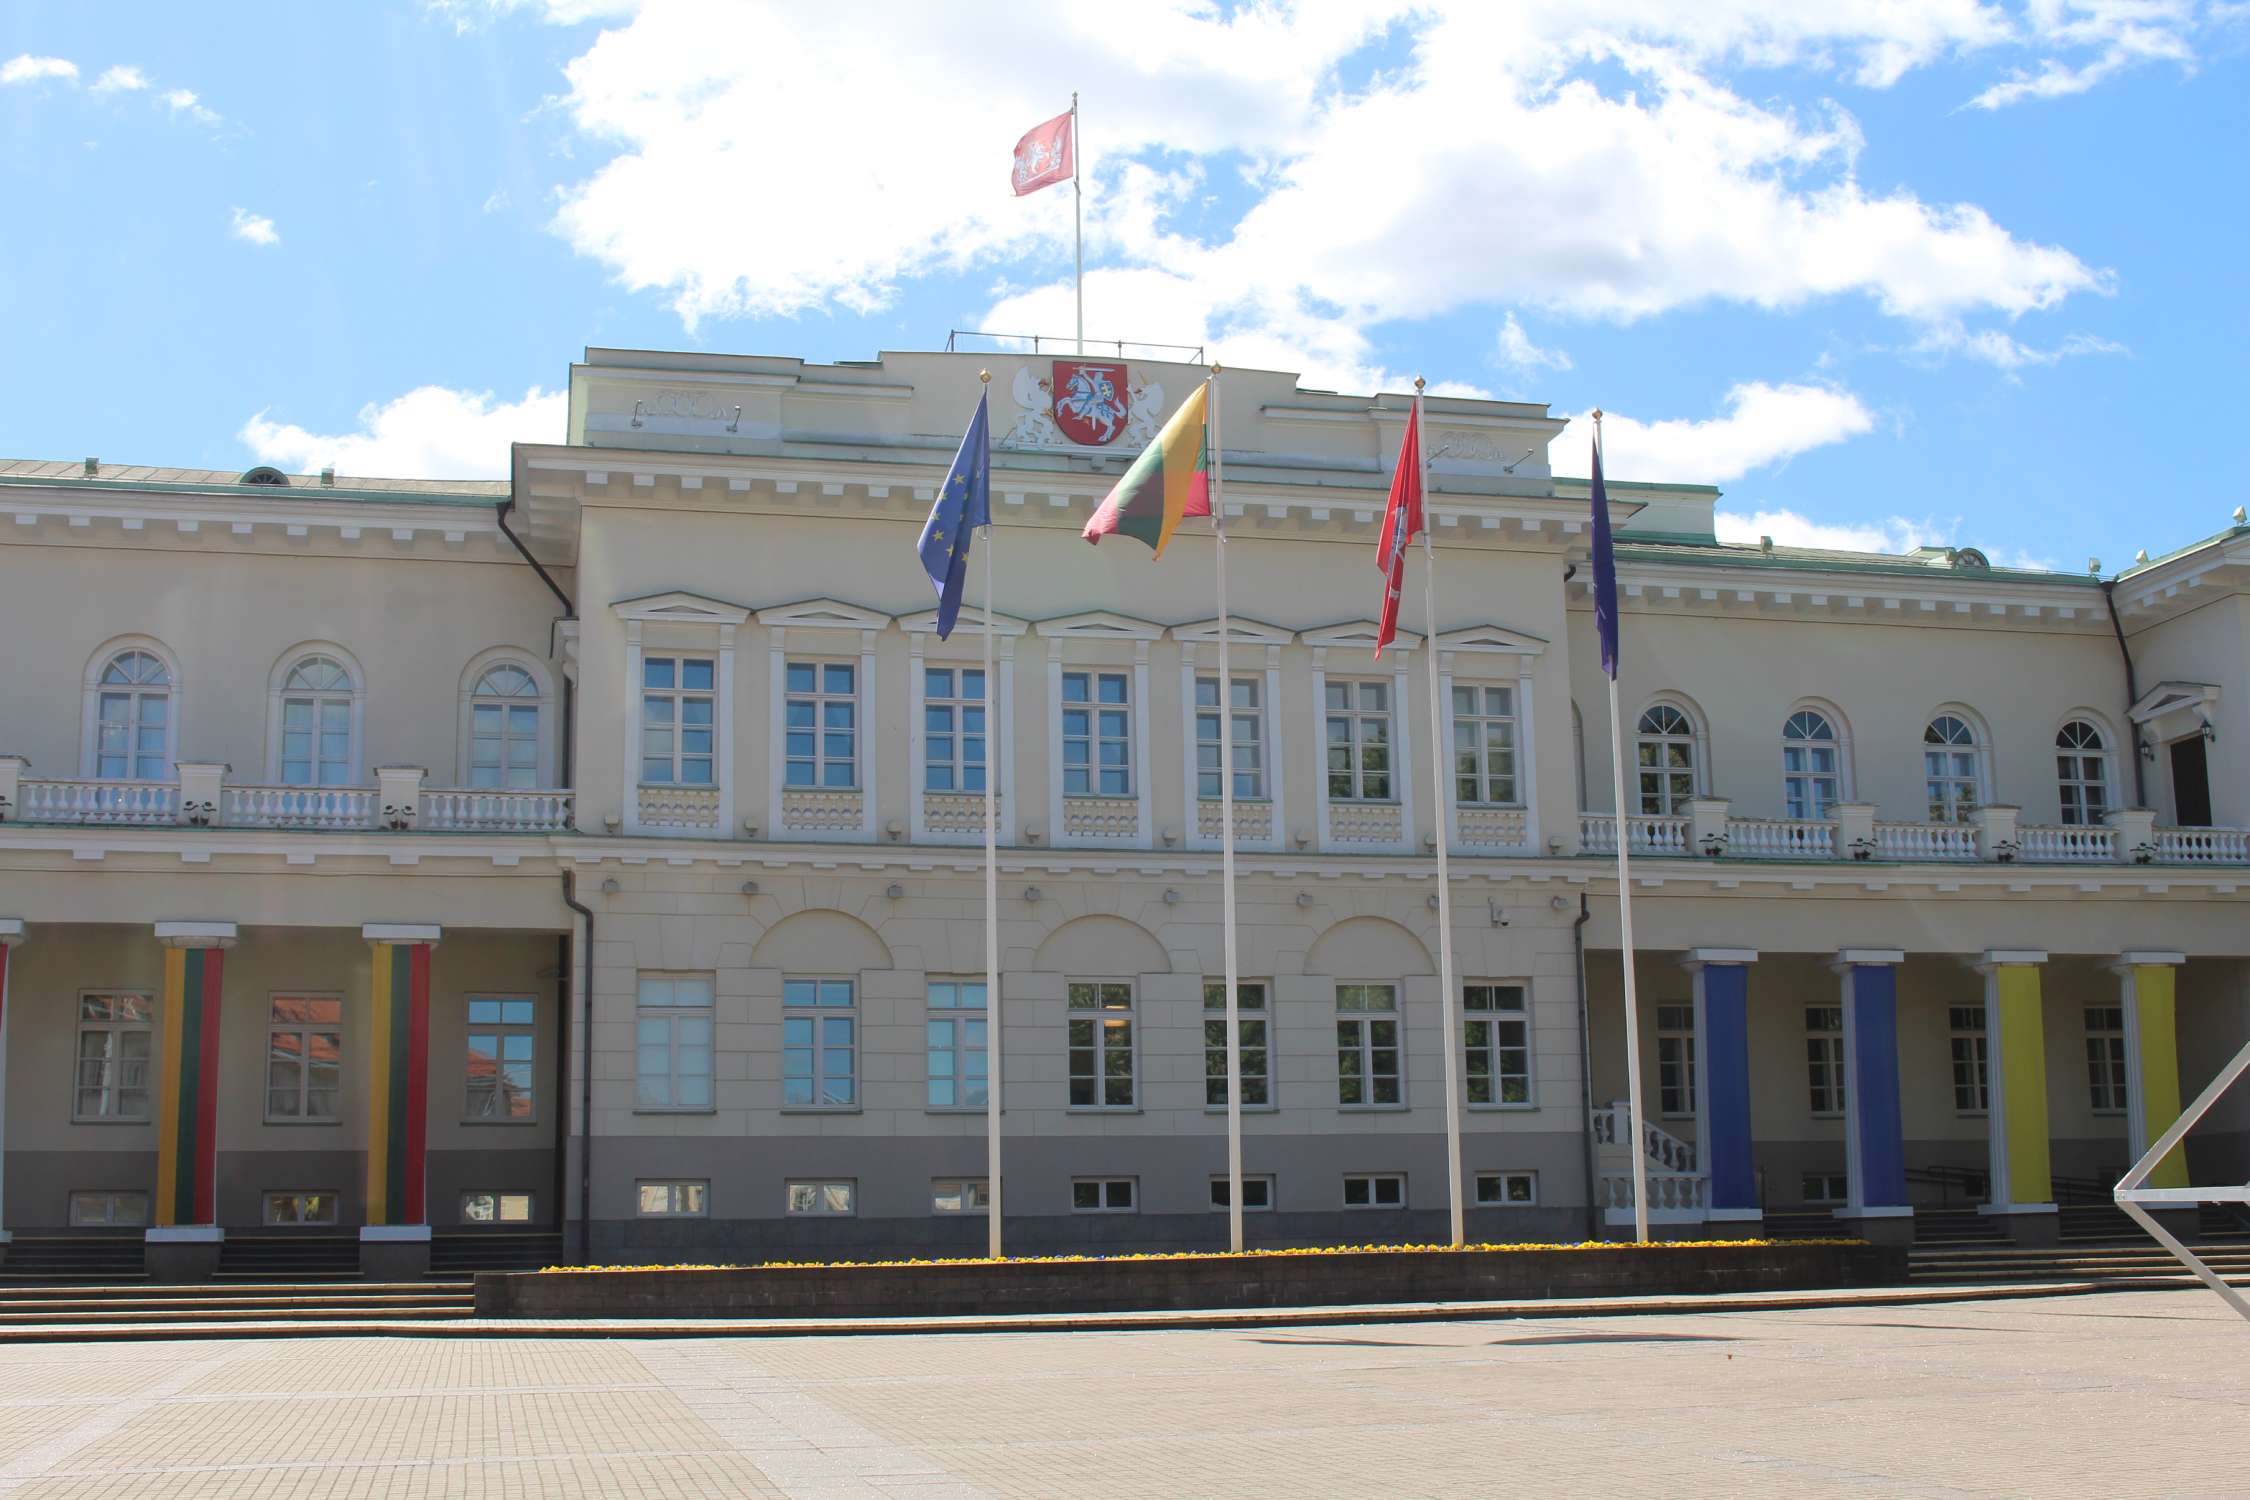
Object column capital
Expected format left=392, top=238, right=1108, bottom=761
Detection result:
left=0, top=917, right=24, bottom=947
left=1976, top=948, right=2048, bottom=971
left=154, top=920, right=237, bottom=950
left=1681, top=947, right=1758, bottom=969
left=361, top=923, right=442, bottom=946
left=1832, top=948, right=1904, bottom=971
left=2112, top=950, right=2186, bottom=972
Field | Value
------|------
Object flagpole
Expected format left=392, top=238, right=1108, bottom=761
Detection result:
left=1595, top=409, right=1651, bottom=1244
left=1071, top=91, right=1083, bottom=356
left=1411, top=379, right=1466, bottom=1249
left=1211, top=366, right=1246, bottom=1254
left=979, top=370, right=1004, bottom=1260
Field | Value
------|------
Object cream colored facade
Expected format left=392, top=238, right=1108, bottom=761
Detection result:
left=0, top=345, right=2245, bottom=1270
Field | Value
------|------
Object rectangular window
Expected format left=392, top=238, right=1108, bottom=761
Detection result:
left=1949, top=1005, right=1989, bottom=1114
left=466, top=996, right=537, bottom=1120
left=786, top=1180, right=857, bottom=1216
left=922, top=667, right=989, bottom=793
left=932, top=1179, right=991, bottom=1214
left=1474, top=1171, right=1538, bottom=1206
left=785, top=660, right=858, bottom=789
left=1657, top=1003, right=1696, bottom=1118
left=1336, top=983, right=1402, bottom=1108
left=1806, top=1005, right=1846, bottom=1117
left=635, top=973, right=715, bottom=1111
left=1343, top=1172, right=1406, bottom=1209
left=783, top=978, right=857, bottom=1108
left=1060, top=670, right=1133, bottom=796
left=68, top=1190, right=148, bottom=1227
left=1801, top=1172, right=1849, bottom=1205
left=640, top=655, right=715, bottom=786
left=926, top=980, right=990, bottom=1110
left=1451, top=684, right=1519, bottom=806
left=265, top=995, right=343, bottom=1123
left=74, top=992, right=153, bottom=1122
left=1195, top=674, right=1265, bottom=800
left=262, top=1191, right=338, bottom=1226
left=2085, top=1005, right=2128, bottom=1114
left=461, top=1191, right=534, bottom=1224
left=1067, top=981, right=1136, bottom=1108
left=1209, top=1175, right=1274, bottom=1212
left=1203, top=980, right=1270, bottom=1109
left=636, top=1181, right=708, bottom=1217
left=1463, top=983, right=1531, bottom=1106
left=1071, top=1177, right=1136, bottom=1212
left=1325, top=679, right=1393, bottom=801
left=280, top=697, right=351, bottom=786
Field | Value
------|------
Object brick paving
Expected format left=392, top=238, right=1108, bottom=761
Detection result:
left=0, top=1290, right=2241, bottom=1497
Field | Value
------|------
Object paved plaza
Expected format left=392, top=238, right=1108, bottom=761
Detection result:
left=0, top=1291, right=2240, bottom=1498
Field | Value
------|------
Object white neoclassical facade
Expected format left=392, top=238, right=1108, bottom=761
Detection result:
left=0, top=345, right=2245, bottom=1272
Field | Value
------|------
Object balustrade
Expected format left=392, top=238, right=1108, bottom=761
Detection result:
left=16, top=777, right=179, bottom=826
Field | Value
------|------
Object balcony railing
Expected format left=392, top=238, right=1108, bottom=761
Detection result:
left=1578, top=813, right=1690, bottom=856
left=1, top=762, right=572, bottom=835
left=1578, top=798, right=2245, bottom=866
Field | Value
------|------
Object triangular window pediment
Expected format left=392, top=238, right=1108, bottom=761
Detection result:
left=898, top=605, right=1030, bottom=638
left=1436, top=624, right=1548, bottom=655
left=1172, top=616, right=1295, bottom=645
left=753, top=598, right=895, bottom=631
left=1302, top=620, right=1418, bottom=651
left=611, top=590, right=751, bottom=625
left=1032, top=610, right=1167, bottom=641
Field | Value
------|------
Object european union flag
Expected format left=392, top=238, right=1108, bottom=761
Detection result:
left=1590, top=427, right=1620, bottom=680
left=917, top=392, right=991, bottom=640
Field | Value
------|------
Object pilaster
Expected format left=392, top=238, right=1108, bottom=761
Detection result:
left=1682, top=949, right=1758, bottom=1222
left=1830, top=949, right=1911, bottom=1240
left=1976, top=949, right=2058, bottom=1245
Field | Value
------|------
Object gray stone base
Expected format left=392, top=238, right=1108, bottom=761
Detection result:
left=145, top=1229, right=221, bottom=1282
left=2133, top=1206, right=2203, bottom=1245
left=359, top=1229, right=432, bottom=1281
left=1696, top=1214, right=1767, bottom=1241
left=1834, top=1212, right=1915, bottom=1247
left=1983, top=1207, right=2061, bottom=1247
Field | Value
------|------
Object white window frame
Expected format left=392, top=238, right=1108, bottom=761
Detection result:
left=635, top=972, right=716, bottom=1113
left=1635, top=698, right=1704, bottom=816
left=1782, top=703, right=1851, bottom=820
left=1203, top=979, right=1272, bottom=1111
left=1175, top=620, right=1293, bottom=854
left=74, top=990, right=154, bottom=1123
left=781, top=657, right=861, bottom=791
left=781, top=976, right=858, bottom=1111
left=460, top=1190, right=534, bottom=1224
left=904, top=606, right=1024, bottom=845
left=786, top=1179, right=858, bottom=1216
left=1071, top=1177, right=1137, bottom=1213
left=1209, top=1174, right=1274, bottom=1212
left=640, top=654, right=718, bottom=787
left=919, top=664, right=992, bottom=796
left=68, top=1189, right=148, bottom=1227
left=1067, top=979, right=1137, bottom=1110
left=2056, top=715, right=2115, bottom=828
left=1343, top=1172, right=1407, bottom=1209
left=2085, top=1004, right=2128, bottom=1114
left=1324, top=677, right=1397, bottom=802
left=261, top=1190, right=339, bottom=1226
left=925, top=978, right=989, bottom=1112
left=1656, top=1002, right=1697, bottom=1119
left=636, top=1180, right=709, bottom=1217
left=265, top=643, right=366, bottom=787
left=1922, top=707, right=1991, bottom=824
left=264, top=992, right=344, bottom=1124
left=614, top=593, right=747, bottom=839
left=1434, top=627, right=1545, bottom=854
left=931, top=1178, right=991, bottom=1214
left=1463, top=982, right=1534, bottom=1109
left=1060, top=668, right=1135, bottom=797
left=1474, top=1170, right=1538, bottom=1206
left=81, top=636, right=180, bottom=781
left=1194, top=673, right=1266, bottom=801
left=1336, top=982, right=1403, bottom=1110
left=1037, top=613, right=1162, bottom=848
left=1305, top=624, right=1418, bottom=854
left=465, top=993, right=538, bottom=1123
left=1806, top=1004, right=1846, bottom=1118
left=1949, top=1003, right=1990, bottom=1115
left=759, top=600, right=887, bottom=843
left=1801, top=1172, right=1849, bottom=1206
left=457, top=648, right=555, bottom=789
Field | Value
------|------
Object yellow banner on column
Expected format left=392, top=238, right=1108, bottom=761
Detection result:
left=1994, top=966, right=2052, bottom=1207
left=2134, top=965, right=2189, bottom=1190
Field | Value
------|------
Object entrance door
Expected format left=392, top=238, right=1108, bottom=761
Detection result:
left=2169, top=735, right=2212, bottom=827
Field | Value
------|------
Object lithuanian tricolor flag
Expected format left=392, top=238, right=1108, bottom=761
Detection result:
left=1080, top=381, right=1209, bottom=557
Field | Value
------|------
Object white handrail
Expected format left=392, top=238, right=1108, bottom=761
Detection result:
left=16, top=777, right=178, bottom=825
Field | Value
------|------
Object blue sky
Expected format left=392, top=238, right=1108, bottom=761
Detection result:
left=2, top=1, right=2244, bottom=570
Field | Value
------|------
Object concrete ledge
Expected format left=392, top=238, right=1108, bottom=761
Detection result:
left=360, top=1225, right=432, bottom=1281
left=144, top=1226, right=220, bottom=1281
left=477, top=1242, right=1903, bottom=1320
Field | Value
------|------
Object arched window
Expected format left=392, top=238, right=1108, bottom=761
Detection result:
left=1782, top=709, right=1843, bottom=820
left=1923, top=713, right=1985, bottom=823
left=2056, top=720, right=2111, bottom=826
left=467, top=663, right=543, bottom=789
left=279, top=656, right=355, bottom=786
left=1635, top=703, right=1698, bottom=815
left=93, top=650, right=172, bottom=780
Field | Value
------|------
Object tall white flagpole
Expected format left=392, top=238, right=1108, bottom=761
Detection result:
left=1211, top=367, right=1246, bottom=1253
left=1071, top=92, right=1084, bottom=356
left=1413, top=379, right=1466, bottom=1248
left=1595, top=409, right=1651, bottom=1244
left=979, top=370, right=1005, bottom=1260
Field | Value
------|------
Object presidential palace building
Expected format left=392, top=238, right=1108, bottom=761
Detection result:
left=0, top=345, right=2244, bottom=1276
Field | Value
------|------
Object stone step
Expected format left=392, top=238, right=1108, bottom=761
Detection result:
left=0, top=1304, right=472, bottom=1326
left=0, top=1279, right=469, bottom=1300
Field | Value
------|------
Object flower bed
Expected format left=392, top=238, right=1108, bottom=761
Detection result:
left=478, top=1239, right=1901, bottom=1320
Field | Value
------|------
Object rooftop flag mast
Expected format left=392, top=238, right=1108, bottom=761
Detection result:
left=1072, top=92, right=1083, bottom=355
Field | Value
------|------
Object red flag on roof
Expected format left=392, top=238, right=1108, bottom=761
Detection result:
left=1011, top=109, right=1074, bottom=196
left=1373, top=401, right=1422, bottom=659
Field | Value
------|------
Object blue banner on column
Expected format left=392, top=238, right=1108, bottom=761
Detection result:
left=1702, top=965, right=1757, bottom=1212
left=1849, top=965, right=1909, bottom=1209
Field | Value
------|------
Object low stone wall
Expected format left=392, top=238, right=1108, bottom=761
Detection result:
left=476, top=1242, right=1903, bottom=1320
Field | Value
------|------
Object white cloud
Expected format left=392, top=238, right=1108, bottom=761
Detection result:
left=229, top=207, right=279, bottom=246
left=90, top=64, right=147, bottom=93
left=1715, top=507, right=1952, bottom=553
left=424, top=0, right=636, bottom=31
left=481, top=188, right=512, bottom=214
left=161, top=87, right=220, bottom=126
left=1557, top=381, right=1876, bottom=484
left=1909, top=320, right=2130, bottom=371
left=0, top=54, right=77, bottom=85
left=1496, top=313, right=1573, bottom=374
left=240, top=385, right=566, bottom=479
left=1967, top=0, right=2201, bottom=109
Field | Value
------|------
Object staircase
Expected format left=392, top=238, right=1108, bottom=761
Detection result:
left=1909, top=1201, right=2250, bottom=1290
left=432, top=1230, right=565, bottom=1275
left=0, top=1280, right=474, bottom=1340
left=0, top=1234, right=147, bottom=1282
left=217, top=1233, right=361, bottom=1280
left=1590, top=1101, right=1708, bottom=1228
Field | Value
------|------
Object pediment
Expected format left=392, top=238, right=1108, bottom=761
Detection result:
left=2130, top=680, right=2218, bottom=724
left=1171, top=616, right=1296, bottom=645
left=1301, top=619, right=1419, bottom=651
left=1436, top=624, right=1548, bottom=655
left=897, top=604, right=1030, bottom=638
left=611, top=590, right=752, bottom=625
left=1031, top=610, right=1168, bottom=641
left=753, top=597, right=896, bottom=631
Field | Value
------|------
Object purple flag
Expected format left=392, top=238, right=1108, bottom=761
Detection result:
left=1590, top=431, right=1620, bottom=679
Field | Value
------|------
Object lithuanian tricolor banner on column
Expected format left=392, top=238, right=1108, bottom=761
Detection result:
left=1080, top=381, right=1209, bottom=557
left=366, top=939, right=432, bottom=1226
left=155, top=946, right=223, bottom=1227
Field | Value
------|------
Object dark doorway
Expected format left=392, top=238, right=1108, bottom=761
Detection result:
left=2169, top=736, right=2212, bottom=827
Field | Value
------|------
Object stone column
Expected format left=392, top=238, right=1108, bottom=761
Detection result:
left=2113, top=951, right=2196, bottom=1241
left=1683, top=949, right=1760, bottom=1232
left=148, top=920, right=237, bottom=1281
left=361, top=923, right=441, bottom=1280
left=0, top=918, right=23, bottom=1269
left=1832, top=950, right=1913, bottom=1245
left=1977, top=950, right=2059, bottom=1247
